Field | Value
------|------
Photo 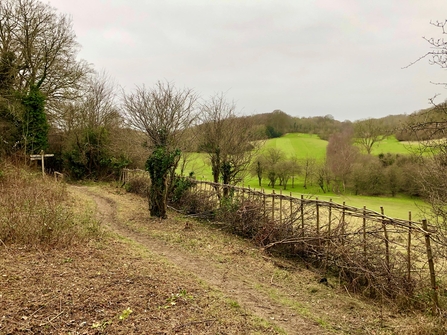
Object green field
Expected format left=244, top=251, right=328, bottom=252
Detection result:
left=262, top=133, right=327, bottom=160
left=181, top=133, right=427, bottom=220
left=369, top=136, right=419, bottom=155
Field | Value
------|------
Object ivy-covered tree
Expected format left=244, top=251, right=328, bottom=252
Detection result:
left=145, top=146, right=180, bottom=218
left=123, top=81, right=198, bottom=219
left=0, top=0, right=91, bottom=156
left=21, top=85, right=49, bottom=154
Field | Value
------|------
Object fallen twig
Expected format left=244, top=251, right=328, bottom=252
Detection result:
left=39, top=311, right=64, bottom=327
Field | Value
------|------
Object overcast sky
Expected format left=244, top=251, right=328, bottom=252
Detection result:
left=47, top=0, right=447, bottom=121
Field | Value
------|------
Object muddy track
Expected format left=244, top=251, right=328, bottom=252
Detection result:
left=73, top=186, right=331, bottom=335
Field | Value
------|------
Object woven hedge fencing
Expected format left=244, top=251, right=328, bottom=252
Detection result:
left=120, top=169, right=445, bottom=311
left=189, top=180, right=445, bottom=311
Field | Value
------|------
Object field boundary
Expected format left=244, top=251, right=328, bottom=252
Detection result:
left=120, top=168, right=444, bottom=312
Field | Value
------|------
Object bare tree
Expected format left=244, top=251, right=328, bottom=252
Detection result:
left=301, top=156, right=316, bottom=189
left=122, top=81, right=198, bottom=218
left=59, top=72, right=126, bottom=179
left=0, top=0, right=90, bottom=107
left=199, top=93, right=258, bottom=196
left=249, top=155, right=265, bottom=187
left=326, top=130, right=358, bottom=193
left=276, top=158, right=300, bottom=190
left=262, top=147, right=285, bottom=189
left=0, top=0, right=91, bottom=157
left=353, top=118, right=388, bottom=154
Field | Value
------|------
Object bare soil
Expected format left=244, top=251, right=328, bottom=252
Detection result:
left=0, top=184, right=436, bottom=334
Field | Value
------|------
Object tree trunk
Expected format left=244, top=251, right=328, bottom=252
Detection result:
left=149, top=177, right=168, bottom=219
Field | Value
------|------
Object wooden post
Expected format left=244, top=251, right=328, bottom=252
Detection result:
left=271, top=190, right=275, bottom=222
left=279, top=190, right=283, bottom=225
left=381, top=207, right=390, bottom=275
left=290, top=192, right=293, bottom=223
left=263, top=189, right=266, bottom=217
left=316, top=197, right=320, bottom=237
left=407, top=212, right=412, bottom=283
left=422, top=219, right=439, bottom=314
left=363, top=206, right=367, bottom=259
left=341, top=201, right=346, bottom=245
left=301, top=195, right=305, bottom=236
left=40, top=150, right=45, bottom=176
left=328, top=199, right=332, bottom=236
left=30, top=150, right=54, bottom=177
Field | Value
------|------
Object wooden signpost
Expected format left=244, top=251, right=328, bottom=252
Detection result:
left=30, top=150, right=54, bottom=177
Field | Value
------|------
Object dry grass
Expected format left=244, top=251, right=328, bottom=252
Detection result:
left=0, top=166, right=281, bottom=334
left=1, top=239, right=280, bottom=334
left=0, top=163, right=100, bottom=248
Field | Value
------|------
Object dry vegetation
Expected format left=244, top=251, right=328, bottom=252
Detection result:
left=0, top=163, right=100, bottom=247
left=0, top=164, right=280, bottom=334
left=1, top=163, right=447, bottom=334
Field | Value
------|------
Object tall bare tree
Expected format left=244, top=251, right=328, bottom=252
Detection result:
left=0, top=0, right=90, bottom=156
left=0, top=0, right=90, bottom=104
left=199, top=93, right=258, bottom=196
left=122, top=81, right=198, bottom=218
left=353, top=118, right=388, bottom=154
left=326, top=130, right=358, bottom=193
left=59, top=72, right=126, bottom=179
left=301, top=156, right=316, bottom=189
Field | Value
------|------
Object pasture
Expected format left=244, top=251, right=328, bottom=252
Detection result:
left=180, top=133, right=426, bottom=220
left=262, top=133, right=327, bottom=160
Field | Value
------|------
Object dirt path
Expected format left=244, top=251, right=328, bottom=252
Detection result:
left=73, top=185, right=333, bottom=335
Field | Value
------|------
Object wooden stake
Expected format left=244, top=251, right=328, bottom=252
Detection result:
left=301, top=195, right=305, bottom=237
left=363, top=206, right=367, bottom=259
left=316, top=197, right=320, bottom=237
left=422, top=219, right=439, bottom=314
left=279, top=189, right=283, bottom=225
left=381, top=207, right=390, bottom=275
left=271, top=190, right=275, bottom=222
left=328, top=199, right=332, bottom=235
left=407, top=212, right=412, bottom=283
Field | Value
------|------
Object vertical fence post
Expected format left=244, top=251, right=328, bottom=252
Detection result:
left=363, top=206, right=367, bottom=260
left=263, top=189, right=266, bottom=217
left=271, top=190, right=275, bottom=222
left=407, top=212, right=412, bottom=284
left=381, top=207, right=390, bottom=280
left=301, top=195, right=305, bottom=237
left=328, top=199, right=332, bottom=236
left=422, top=219, right=439, bottom=314
left=341, top=201, right=346, bottom=245
left=316, top=197, right=320, bottom=238
left=290, top=192, right=293, bottom=224
left=279, top=190, right=283, bottom=225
